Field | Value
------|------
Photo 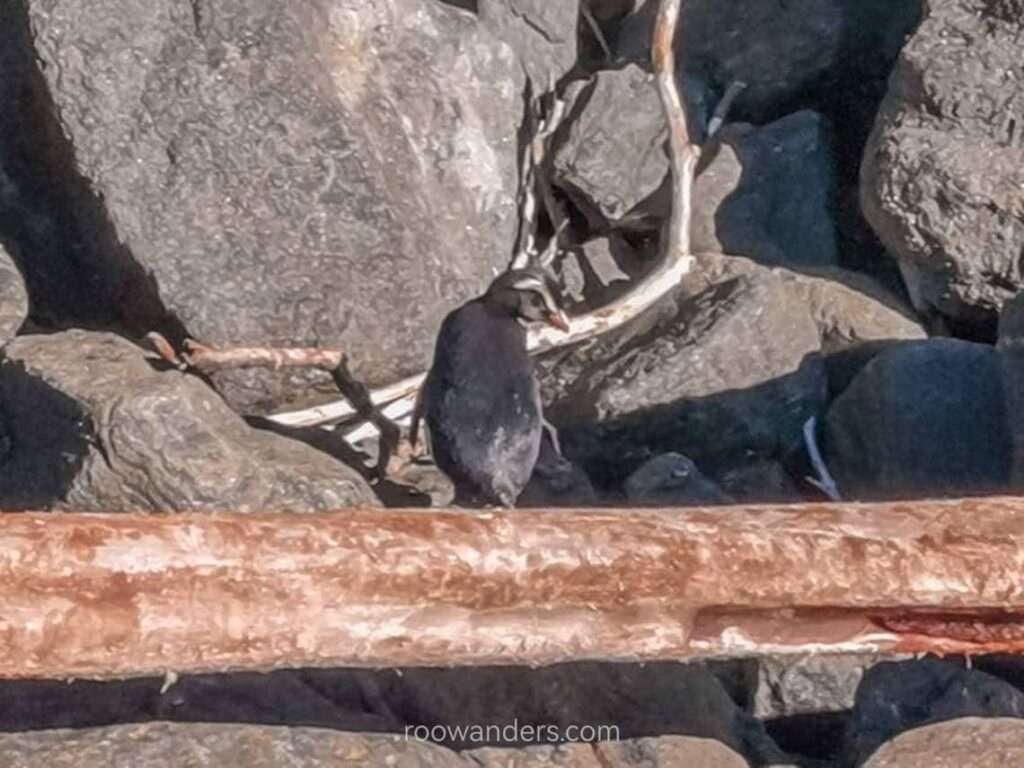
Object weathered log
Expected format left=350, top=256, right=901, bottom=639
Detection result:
left=3, top=499, right=1024, bottom=680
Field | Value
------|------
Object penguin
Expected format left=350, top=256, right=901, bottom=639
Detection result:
left=413, top=267, right=570, bottom=508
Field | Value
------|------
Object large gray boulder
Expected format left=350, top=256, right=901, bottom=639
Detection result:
left=848, top=659, right=1024, bottom=767
left=861, top=0, right=1024, bottom=326
left=0, top=330, right=376, bottom=511
left=19, top=0, right=536, bottom=412
left=0, top=243, right=27, bottom=346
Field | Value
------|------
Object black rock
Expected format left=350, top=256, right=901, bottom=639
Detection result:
left=862, top=0, right=1024, bottom=327
left=846, top=658, right=1024, bottom=767
left=623, top=453, right=732, bottom=506
left=9, top=0, right=537, bottom=412
left=547, top=260, right=827, bottom=488
left=822, top=339, right=1012, bottom=500
left=0, top=243, right=27, bottom=347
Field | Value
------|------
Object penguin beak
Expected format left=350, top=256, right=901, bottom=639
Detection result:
left=546, top=310, right=571, bottom=333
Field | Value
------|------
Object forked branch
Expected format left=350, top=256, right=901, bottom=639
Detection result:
left=196, top=0, right=710, bottom=441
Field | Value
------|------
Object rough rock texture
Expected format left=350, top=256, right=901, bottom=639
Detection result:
left=23, top=0, right=527, bottom=412
left=847, top=659, right=1024, bottom=766
left=755, top=654, right=883, bottom=720
left=554, top=65, right=669, bottom=222
left=861, top=0, right=1024, bottom=325
left=623, top=453, right=732, bottom=506
left=0, top=723, right=754, bottom=767
left=998, top=291, right=1024, bottom=348
left=478, top=0, right=580, bottom=86
left=690, top=111, right=839, bottom=269
left=862, top=718, right=1024, bottom=768
left=614, top=0, right=919, bottom=124
left=557, top=88, right=840, bottom=269
left=822, top=339, right=1012, bottom=500
left=690, top=256, right=925, bottom=352
left=0, top=330, right=375, bottom=510
left=716, top=459, right=804, bottom=504
left=0, top=244, right=27, bottom=346
left=369, top=662, right=787, bottom=763
left=518, top=434, right=600, bottom=507
left=544, top=257, right=827, bottom=487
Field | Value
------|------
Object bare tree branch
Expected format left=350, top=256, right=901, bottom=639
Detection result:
left=707, top=80, right=747, bottom=139
left=204, top=0, right=702, bottom=441
left=804, top=416, right=842, bottom=502
left=147, top=333, right=345, bottom=373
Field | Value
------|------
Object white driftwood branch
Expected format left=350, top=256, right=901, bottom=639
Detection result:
left=707, top=80, right=747, bottom=139
left=267, top=0, right=697, bottom=435
left=7, top=500, right=1024, bottom=678
left=803, top=416, right=842, bottom=502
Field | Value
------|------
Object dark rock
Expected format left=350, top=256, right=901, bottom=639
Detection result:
left=554, top=65, right=668, bottom=223
left=822, top=339, right=1011, bottom=500
left=558, top=84, right=841, bottom=269
left=0, top=244, right=27, bottom=346
left=518, top=432, right=599, bottom=507
left=691, top=254, right=925, bottom=349
left=716, top=459, right=804, bottom=504
left=998, top=292, right=1024, bottom=349
left=862, top=718, right=1024, bottom=768
left=755, top=655, right=884, bottom=720
left=638, top=111, right=840, bottom=269
left=546, top=258, right=826, bottom=488
left=623, top=453, right=732, bottom=506
left=614, top=0, right=918, bottom=124
left=19, top=0, right=528, bottom=412
left=369, top=662, right=788, bottom=763
left=861, top=0, right=1024, bottom=326
left=0, top=330, right=376, bottom=510
left=690, top=112, right=839, bottom=270
left=847, top=659, right=1024, bottom=766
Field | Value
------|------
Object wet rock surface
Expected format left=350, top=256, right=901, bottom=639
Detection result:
left=0, top=330, right=375, bottom=510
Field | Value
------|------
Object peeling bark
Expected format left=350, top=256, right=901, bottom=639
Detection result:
left=2, top=498, right=1024, bottom=680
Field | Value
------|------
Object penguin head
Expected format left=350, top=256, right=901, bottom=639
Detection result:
left=485, top=268, right=570, bottom=332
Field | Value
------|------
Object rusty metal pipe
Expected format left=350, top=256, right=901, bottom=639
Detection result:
left=2, top=499, right=1024, bottom=680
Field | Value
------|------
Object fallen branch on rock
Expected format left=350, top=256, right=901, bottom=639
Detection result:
left=147, top=334, right=344, bottom=372
left=5, top=498, right=1024, bottom=679
left=146, top=332, right=400, bottom=477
